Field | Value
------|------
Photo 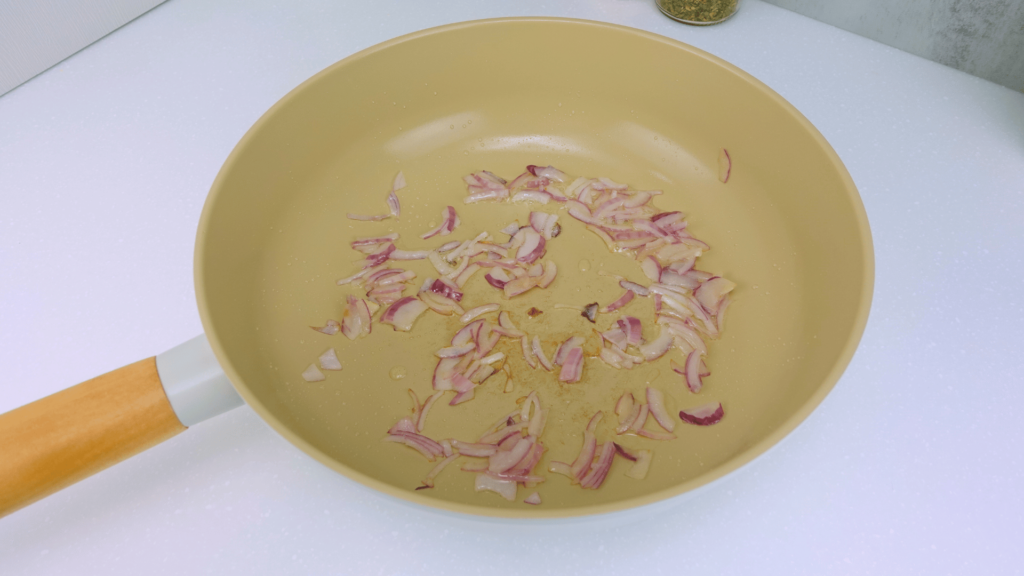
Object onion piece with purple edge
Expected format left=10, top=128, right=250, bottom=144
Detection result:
left=695, top=276, right=737, bottom=316
left=558, top=348, right=584, bottom=382
left=619, top=280, right=650, bottom=296
left=684, top=350, right=704, bottom=393
left=625, top=449, right=653, bottom=480
left=580, top=442, right=615, bottom=489
left=484, top=267, right=511, bottom=289
left=553, top=336, right=584, bottom=365
left=718, top=149, right=732, bottom=183
left=679, top=402, right=724, bottom=426
left=617, top=317, right=643, bottom=346
left=380, top=297, right=429, bottom=331
left=600, top=290, right=634, bottom=313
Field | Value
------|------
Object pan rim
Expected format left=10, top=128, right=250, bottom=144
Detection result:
left=194, top=16, right=875, bottom=519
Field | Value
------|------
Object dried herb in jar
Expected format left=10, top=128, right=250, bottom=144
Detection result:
left=657, top=0, right=739, bottom=24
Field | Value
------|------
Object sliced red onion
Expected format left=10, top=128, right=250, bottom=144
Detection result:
left=615, top=403, right=641, bottom=434
left=615, top=392, right=635, bottom=418
left=389, top=250, right=429, bottom=261
left=548, top=461, right=574, bottom=479
left=695, top=276, right=736, bottom=316
left=524, top=492, right=542, bottom=505
left=387, top=190, right=401, bottom=217
left=718, top=148, right=732, bottom=183
left=346, top=213, right=391, bottom=221
left=528, top=211, right=548, bottom=234
left=553, top=336, right=584, bottom=365
left=392, top=171, right=407, bottom=191
left=601, top=327, right=628, bottom=351
left=614, top=442, right=638, bottom=462
left=558, top=347, right=584, bottom=383
left=436, top=240, right=461, bottom=253
left=459, top=303, right=499, bottom=324
left=503, top=276, right=537, bottom=298
left=657, top=243, right=701, bottom=263
left=484, top=267, right=511, bottom=289
left=336, top=265, right=380, bottom=286
left=489, top=436, right=535, bottom=473
left=500, top=222, right=522, bottom=236
left=497, top=311, right=525, bottom=337
left=716, top=295, right=731, bottom=333
left=623, top=192, right=653, bottom=208
left=535, top=260, right=556, bottom=288
left=520, top=336, right=538, bottom=369
left=532, top=336, right=553, bottom=371
left=422, top=454, right=459, bottom=488
left=375, top=270, right=416, bottom=286
left=385, top=432, right=444, bottom=460
left=595, top=176, right=628, bottom=190
left=351, top=233, right=399, bottom=249
left=646, top=387, right=674, bottom=432
left=512, top=191, right=551, bottom=204
left=318, top=348, right=342, bottom=371
left=389, top=416, right=417, bottom=435
left=451, top=440, right=499, bottom=457
left=639, top=328, right=673, bottom=361
left=679, top=402, right=724, bottom=426
left=301, top=363, right=325, bottom=382
left=364, top=243, right=396, bottom=268
left=516, top=229, right=546, bottom=263
left=619, top=280, right=649, bottom=297
left=380, top=297, right=429, bottom=331
left=624, top=449, right=652, bottom=480
left=600, top=290, right=634, bottom=313
left=429, top=278, right=463, bottom=302
left=684, top=350, right=703, bottom=393
left=580, top=442, right=615, bottom=489
left=570, top=431, right=598, bottom=482
left=660, top=270, right=701, bottom=290
left=310, top=319, right=341, bottom=335
left=421, top=206, right=460, bottom=239
left=526, top=164, right=567, bottom=182
left=451, top=319, right=484, bottom=346
left=667, top=257, right=696, bottom=274
left=585, top=225, right=617, bottom=252
left=628, top=403, right=649, bottom=434
left=449, top=388, right=476, bottom=406
left=641, top=257, right=662, bottom=282
left=581, top=302, right=599, bottom=323
left=617, top=317, right=643, bottom=346
left=417, top=391, right=443, bottom=432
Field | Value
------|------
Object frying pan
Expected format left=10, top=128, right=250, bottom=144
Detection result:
left=0, top=18, right=873, bottom=520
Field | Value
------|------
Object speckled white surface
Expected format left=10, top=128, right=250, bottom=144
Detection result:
left=1, top=1, right=1023, bottom=574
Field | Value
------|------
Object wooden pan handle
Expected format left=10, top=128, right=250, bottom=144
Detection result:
left=0, top=358, right=186, bottom=518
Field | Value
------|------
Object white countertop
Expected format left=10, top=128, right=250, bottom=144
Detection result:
left=2, top=1, right=1023, bottom=574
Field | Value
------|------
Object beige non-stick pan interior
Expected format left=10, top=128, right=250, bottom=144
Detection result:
left=196, top=18, right=873, bottom=519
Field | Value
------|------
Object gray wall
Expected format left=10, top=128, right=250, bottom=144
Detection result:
left=763, top=0, right=1024, bottom=92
